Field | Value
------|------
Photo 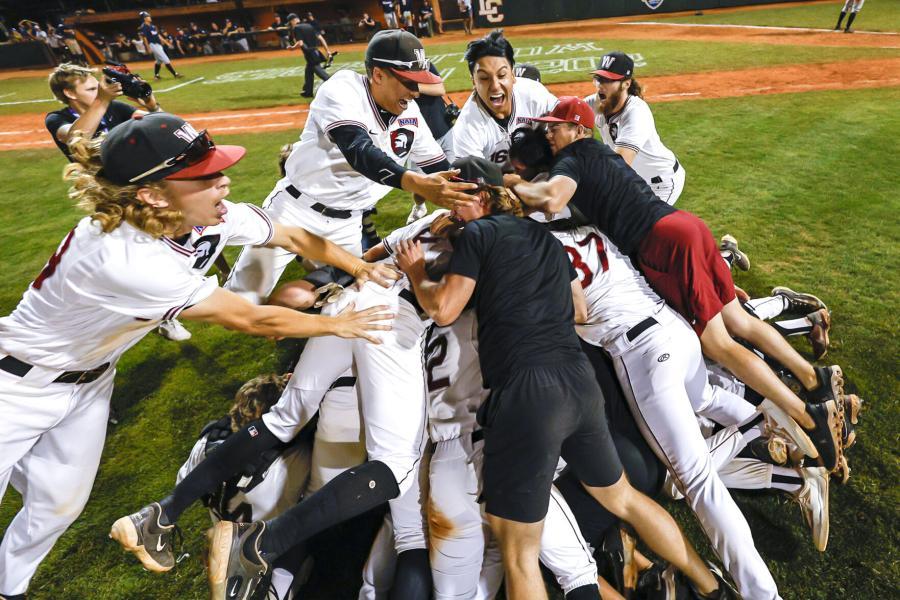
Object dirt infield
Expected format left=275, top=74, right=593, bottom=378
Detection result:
left=3, top=56, right=897, bottom=151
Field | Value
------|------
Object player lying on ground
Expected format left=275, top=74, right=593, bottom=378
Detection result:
left=0, top=113, right=393, bottom=600
left=507, top=97, right=846, bottom=478
left=394, top=157, right=735, bottom=600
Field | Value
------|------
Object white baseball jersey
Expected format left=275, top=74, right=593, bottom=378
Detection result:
left=450, top=77, right=557, bottom=165
left=549, top=224, right=663, bottom=352
left=587, top=94, right=679, bottom=186
left=174, top=200, right=274, bottom=274
left=0, top=218, right=219, bottom=373
left=176, top=428, right=311, bottom=523
left=283, top=69, right=446, bottom=211
left=424, top=309, right=486, bottom=443
left=381, top=209, right=455, bottom=283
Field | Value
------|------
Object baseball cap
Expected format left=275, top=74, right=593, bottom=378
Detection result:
left=532, top=97, right=595, bottom=129
left=514, top=63, right=541, bottom=83
left=365, top=30, right=441, bottom=85
left=138, top=11, right=149, bottom=18
left=452, top=156, right=503, bottom=187
left=285, top=13, right=299, bottom=21
left=591, top=51, right=634, bottom=80
left=100, top=112, right=245, bottom=185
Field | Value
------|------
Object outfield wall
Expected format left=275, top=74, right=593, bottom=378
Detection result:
left=471, top=0, right=807, bottom=28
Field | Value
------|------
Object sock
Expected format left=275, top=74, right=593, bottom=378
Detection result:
left=159, top=419, right=280, bottom=524
left=743, top=385, right=765, bottom=407
left=720, top=251, right=735, bottom=270
left=836, top=11, right=846, bottom=28
left=154, top=63, right=161, bottom=77
left=389, top=548, right=432, bottom=600
left=165, top=63, right=177, bottom=76
left=771, top=468, right=803, bottom=493
left=744, top=295, right=789, bottom=321
left=566, top=583, right=601, bottom=599
left=771, top=316, right=813, bottom=337
left=738, top=413, right=765, bottom=443
left=270, top=567, right=294, bottom=599
left=261, top=460, right=399, bottom=560
left=846, top=12, right=857, bottom=29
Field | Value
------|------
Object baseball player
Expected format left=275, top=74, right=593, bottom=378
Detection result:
left=510, top=97, right=845, bottom=478
left=744, top=287, right=832, bottom=360
left=835, top=0, right=865, bottom=32
left=449, top=31, right=557, bottom=166
left=0, top=113, right=393, bottom=600
left=585, top=52, right=685, bottom=205
left=111, top=165, right=472, bottom=597
left=225, top=29, right=474, bottom=305
left=138, top=12, right=182, bottom=80
left=395, top=157, right=735, bottom=600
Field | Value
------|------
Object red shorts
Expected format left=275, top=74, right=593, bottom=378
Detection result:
left=637, top=211, right=736, bottom=336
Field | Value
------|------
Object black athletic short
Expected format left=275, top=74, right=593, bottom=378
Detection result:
left=478, top=360, right=624, bottom=523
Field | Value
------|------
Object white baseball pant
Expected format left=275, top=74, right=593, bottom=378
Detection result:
left=225, top=177, right=365, bottom=304
left=649, top=163, right=686, bottom=205
left=148, top=42, right=170, bottom=64
left=306, top=374, right=366, bottom=494
left=0, top=367, right=115, bottom=595
left=842, top=0, right=864, bottom=12
left=610, top=308, right=781, bottom=600
left=263, top=282, right=429, bottom=552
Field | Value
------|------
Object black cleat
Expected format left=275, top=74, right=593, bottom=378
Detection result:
left=771, top=286, right=827, bottom=314
left=807, top=309, right=831, bottom=361
left=207, top=521, right=270, bottom=600
left=719, top=235, right=750, bottom=271
left=804, top=399, right=843, bottom=472
left=109, top=502, right=176, bottom=572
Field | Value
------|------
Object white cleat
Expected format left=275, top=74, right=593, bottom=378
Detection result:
left=157, top=319, right=192, bottom=341
left=793, top=466, right=830, bottom=551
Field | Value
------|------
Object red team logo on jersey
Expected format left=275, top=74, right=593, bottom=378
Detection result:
left=390, top=128, right=415, bottom=158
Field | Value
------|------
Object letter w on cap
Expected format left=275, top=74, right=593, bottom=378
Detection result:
left=600, top=55, right=615, bottom=70
left=173, top=122, right=200, bottom=143
left=414, top=48, right=428, bottom=69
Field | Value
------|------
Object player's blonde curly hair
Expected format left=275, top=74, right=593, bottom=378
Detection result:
left=64, top=131, right=184, bottom=237
left=228, top=373, right=290, bottom=432
left=482, top=184, right=524, bottom=218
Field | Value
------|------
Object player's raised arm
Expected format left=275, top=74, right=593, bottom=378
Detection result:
left=266, top=223, right=399, bottom=288
left=181, top=287, right=392, bottom=343
left=394, top=239, right=475, bottom=326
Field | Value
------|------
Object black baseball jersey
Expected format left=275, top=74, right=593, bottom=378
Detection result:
left=45, top=101, right=137, bottom=160
left=139, top=23, right=161, bottom=44
left=549, top=138, right=675, bottom=255
left=292, top=22, right=318, bottom=47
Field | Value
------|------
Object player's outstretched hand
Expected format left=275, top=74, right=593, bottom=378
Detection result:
left=393, top=239, right=426, bottom=278
left=352, top=261, right=401, bottom=289
left=332, top=302, right=393, bottom=344
left=406, top=170, right=478, bottom=211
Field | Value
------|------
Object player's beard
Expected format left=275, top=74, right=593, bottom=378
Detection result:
left=601, top=84, right=628, bottom=117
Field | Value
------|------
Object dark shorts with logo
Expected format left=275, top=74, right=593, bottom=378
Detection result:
left=477, top=359, right=624, bottom=523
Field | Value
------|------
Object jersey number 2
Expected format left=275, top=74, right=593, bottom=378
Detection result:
left=32, top=229, right=75, bottom=290
left=564, top=232, right=608, bottom=288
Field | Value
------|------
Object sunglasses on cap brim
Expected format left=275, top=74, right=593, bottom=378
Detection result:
left=128, top=129, right=214, bottom=183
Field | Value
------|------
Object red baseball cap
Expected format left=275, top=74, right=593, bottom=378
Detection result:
left=532, top=97, right=595, bottom=129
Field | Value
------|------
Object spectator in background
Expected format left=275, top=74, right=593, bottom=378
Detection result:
left=271, top=14, right=291, bottom=48
left=87, top=30, right=113, bottom=60
left=337, top=10, right=355, bottom=43
left=189, top=22, right=213, bottom=55
left=398, top=0, right=415, bottom=32
left=108, top=33, right=134, bottom=61
left=174, top=27, right=189, bottom=55
left=358, top=12, right=380, bottom=40
left=458, top=0, right=474, bottom=34
left=0, top=17, right=9, bottom=43
left=306, top=12, right=324, bottom=36
left=46, top=23, right=65, bottom=57
left=131, top=29, right=149, bottom=57
left=418, top=2, right=436, bottom=37
left=208, top=21, right=225, bottom=53
left=59, top=23, right=86, bottom=64
left=380, top=0, right=399, bottom=29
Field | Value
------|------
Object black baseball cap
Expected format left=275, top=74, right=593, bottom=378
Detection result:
left=138, top=11, right=150, bottom=18
left=286, top=13, right=299, bottom=21
left=514, top=63, right=541, bottom=83
left=365, top=30, right=441, bottom=85
left=452, top=156, right=503, bottom=187
left=100, top=112, right=245, bottom=185
left=591, top=51, right=634, bottom=80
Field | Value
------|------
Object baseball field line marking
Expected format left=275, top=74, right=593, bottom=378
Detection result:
left=654, top=92, right=701, bottom=98
left=0, top=92, right=14, bottom=99
left=0, top=98, right=55, bottom=106
left=211, top=121, right=295, bottom=132
left=0, top=130, right=36, bottom=135
left=0, top=140, right=53, bottom=147
left=155, top=77, right=205, bottom=93
left=625, top=21, right=900, bottom=36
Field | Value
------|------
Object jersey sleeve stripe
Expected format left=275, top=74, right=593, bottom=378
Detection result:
left=324, top=120, right=368, bottom=132
left=162, top=236, right=194, bottom=256
left=416, top=154, right=447, bottom=168
left=246, top=203, right=275, bottom=246
left=614, top=142, right=641, bottom=153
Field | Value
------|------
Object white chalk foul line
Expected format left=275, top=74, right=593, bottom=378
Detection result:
left=624, top=21, right=900, bottom=36
left=0, top=92, right=15, bottom=99
left=209, top=121, right=296, bottom=132
left=189, top=108, right=309, bottom=122
left=0, top=97, right=56, bottom=106
left=155, top=76, right=205, bottom=93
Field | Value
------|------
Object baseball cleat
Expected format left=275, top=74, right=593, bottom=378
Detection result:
left=807, top=309, right=831, bottom=361
left=758, top=399, right=818, bottom=461
left=157, top=318, right=192, bottom=341
left=719, top=235, right=750, bottom=271
left=793, top=466, right=830, bottom=551
left=804, top=399, right=844, bottom=472
left=805, top=365, right=845, bottom=405
left=746, top=434, right=789, bottom=466
left=842, top=393, right=862, bottom=448
left=207, top=520, right=270, bottom=600
left=771, top=286, right=828, bottom=314
left=688, top=563, right=738, bottom=600
left=109, top=502, right=176, bottom=573
left=634, top=563, right=683, bottom=600
left=832, top=453, right=851, bottom=485
left=406, top=201, right=428, bottom=225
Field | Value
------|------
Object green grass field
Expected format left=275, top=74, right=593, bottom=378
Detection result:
left=2, top=36, right=898, bottom=116
left=663, top=0, right=900, bottom=32
left=1, top=11, right=899, bottom=598
left=0, top=84, right=897, bottom=599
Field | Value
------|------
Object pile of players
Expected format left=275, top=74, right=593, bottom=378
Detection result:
left=0, top=27, right=861, bottom=600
